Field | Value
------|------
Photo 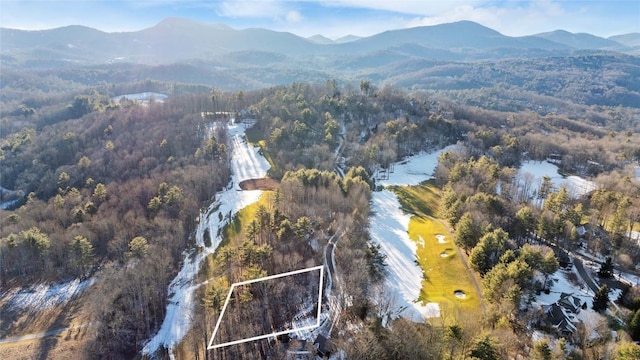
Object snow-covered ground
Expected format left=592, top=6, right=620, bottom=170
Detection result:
left=142, top=122, right=270, bottom=357
left=533, top=266, right=610, bottom=337
left=111, top=92, right=168, bottom=103
left=630, top=230, right=640, bottom=247
left=370, top=146, right=457, bottom=323
left=618, top=270, right=640, bottom=287
left=1, top=278, right=95, bottom=313
left=535, top=270, right=593, bottom=309
left=0, top=185, right=23, bottom=210
left=519, top=160, right=597, bottom=199
left=377, top=145, right=458, bottom=187
left=228, top=124, right=271, bottom=189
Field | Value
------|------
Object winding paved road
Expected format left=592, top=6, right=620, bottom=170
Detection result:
left=573, top=258, right=599, bottom=294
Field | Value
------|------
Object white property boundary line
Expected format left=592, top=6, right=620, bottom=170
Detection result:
left=207, top=265, right=324, bottom=350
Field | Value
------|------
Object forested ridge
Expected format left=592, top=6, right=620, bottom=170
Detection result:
left=1, top=89, right=231, bottom=357
left=2, top=77, right=640, bottom=359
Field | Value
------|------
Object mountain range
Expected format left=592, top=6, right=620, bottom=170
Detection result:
left=2, top=17, right=638, bottom=67
left=2, top=18, right=639, bottom=110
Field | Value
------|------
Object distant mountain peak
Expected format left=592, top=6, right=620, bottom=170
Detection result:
left=437, top=20, right=502, bottom=34
left=150, top=17, right=232, bottom=31
left=534, top=29, right=624, bottom=50
left=307, top=34, right=334, bottom=44
left=540, top=29, right=572, bottom=35
left=334, top=35, right=361, bottom=44
left=609, top=33, right=640, bottom=48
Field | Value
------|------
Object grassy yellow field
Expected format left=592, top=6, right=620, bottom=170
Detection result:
left=390, top=181, right=481, bottom=320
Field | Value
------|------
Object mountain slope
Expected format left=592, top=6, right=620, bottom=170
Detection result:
left=342, top=21, right=569, bottom=53
left=609, top=33, right=640, bottom=47
left=1, top=18, right=317, bottom=64
left=334, top=35, right=361, bottom=44
left=609, top=33, right=640, bottom=54
left=308, top=34, right=334, bottom=44
left=535, top=30, right=627, bottom=50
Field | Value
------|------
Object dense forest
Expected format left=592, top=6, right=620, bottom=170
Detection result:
left=2, top=75, right=640, bottom=359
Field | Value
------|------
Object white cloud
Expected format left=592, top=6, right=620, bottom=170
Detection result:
left=218, top=0, right=285, bottom=18
left=268, top=12, right=410, bottom=38
left=217, top=0, right=493, bottom=19
left=217, top=1, right=304, bottom=25
left=213, top=1, right=576, bottom=37
left=405, top=0, right=571, bottom=36
left=319, top=0, right=489, bottom=15
left=286, top=10, right=303, bottom=23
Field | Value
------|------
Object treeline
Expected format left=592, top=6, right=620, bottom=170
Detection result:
left=437, top=149, right=640, bottom=272
left=1, top=93, right=223, bottom=199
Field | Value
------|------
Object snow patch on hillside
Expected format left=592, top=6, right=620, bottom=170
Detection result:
left=228, top=123, right=271, bottom=188
left=2, top=278, right=95, bottom=313
left=378, top=145, right=458, bottom=187
left=519, top=160, right=597, bottom=198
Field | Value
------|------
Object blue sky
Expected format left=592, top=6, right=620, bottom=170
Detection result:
left=1, top=1, right=638, bottom=38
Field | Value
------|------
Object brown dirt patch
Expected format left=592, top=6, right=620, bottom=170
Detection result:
left=0, top=329, right=93, bottom=360
left=238, top=178, right=280, bottom=191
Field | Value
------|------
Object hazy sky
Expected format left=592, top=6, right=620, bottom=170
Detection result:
left=1, top=1, right=638, bottom=38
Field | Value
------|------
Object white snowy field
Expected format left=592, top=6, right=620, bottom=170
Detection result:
left=378, top=145, right=458, bottom=187
left=630, top=230, right=640, bottom=247
left=1, top=278, right=95, bottom=313
left=142, top=122, right=270, bottom=356
left=370, top=146, right=456, bottom=323
left=535, top=269, right=593, bottom=309
left=228, top=123, right=271, bottom=188
left=111, top=92, right=168, bottom=103
left=519, top=160, right=597, bottom=199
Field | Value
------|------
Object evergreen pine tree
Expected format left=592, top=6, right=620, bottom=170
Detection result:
left=470, top=336, right=499, bottom=360
left=597, top=257, right=614, bottom=278
left=629, top=309, right=640, bottom=341
left=593, top=285, right=610, bottom=312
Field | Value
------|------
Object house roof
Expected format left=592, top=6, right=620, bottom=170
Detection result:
left=314, top=334, right=331, bottom=355
left=555, top=315, right=577, bottom=334
left=545, top=303, right=578, bottom=335
left=558, top=292, right=583, bottom=313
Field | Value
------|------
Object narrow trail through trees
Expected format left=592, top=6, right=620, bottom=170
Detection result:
left=0, top=323, right=92, bottom=345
